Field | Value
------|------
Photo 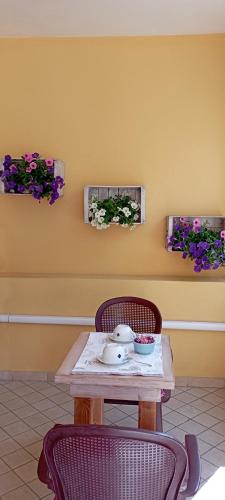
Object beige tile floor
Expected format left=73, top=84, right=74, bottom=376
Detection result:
left=0, top=381, right=225, bottom=499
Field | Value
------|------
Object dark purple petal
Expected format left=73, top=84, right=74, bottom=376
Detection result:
left=3, top=169, right=10, bottom=177
left=7, top=181, right=16, bottom=189
left=194, top=265, right=202, bottom=272
left=3, top=155, right=12, bottom=168
left=10, top=165, right=18, bottom=174
left=17, top=185, right=26, bottom=193
left=49, top=191, right=59, bottom=205
left=35, top=185, right=43, bottom=193
left=51, top=180, right=58, bottom=190
left=55, top=175, right=64, bottom=187
left=203, top=262, right=211, bottom=270
left=198, top=242, right=210, bottom=251
left=189, top=243, right=196, bottom=253
left=32, top=191, right=41, bottom=200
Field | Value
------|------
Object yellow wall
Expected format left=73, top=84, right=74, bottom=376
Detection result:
left=0, top=36, right=224, bottom=376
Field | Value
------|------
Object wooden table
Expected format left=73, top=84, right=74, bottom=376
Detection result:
left=55, top=332, right=174, bottom=431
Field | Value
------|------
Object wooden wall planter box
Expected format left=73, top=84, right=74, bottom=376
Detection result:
left=167, top=215, right=225, bottom=251
left=84, top=185, right=145, bottom=224
left=0, top=159, right=64, bottom=196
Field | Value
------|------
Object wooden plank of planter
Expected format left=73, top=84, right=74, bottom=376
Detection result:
left=98, top=187, right=109, bottom=201
left=108, top=187, right=119, bottom=198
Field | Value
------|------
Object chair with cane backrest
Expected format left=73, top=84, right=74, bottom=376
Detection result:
left=95, top=296, right=162, bottom=334
left=38, top=424, right=200, bottom=500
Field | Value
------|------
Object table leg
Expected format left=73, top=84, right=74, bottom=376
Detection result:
left=138, top=401, right=157, bottom=431
left=74, top=397, right=103, bottom=425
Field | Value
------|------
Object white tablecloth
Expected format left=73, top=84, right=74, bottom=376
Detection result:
left=72, top=332, right=163, bottom=376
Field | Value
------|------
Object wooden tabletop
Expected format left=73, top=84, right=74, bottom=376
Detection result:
left=55, top=333, right=175, bottom=402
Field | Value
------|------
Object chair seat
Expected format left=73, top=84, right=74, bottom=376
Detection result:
left=161, top=389, right=171, bottom=403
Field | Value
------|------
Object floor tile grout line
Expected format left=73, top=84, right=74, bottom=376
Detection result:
left=0, top=474, right=40, bottom=499
left=164, top=398, right=225, bottom=416
left=0, top=405, right=53, bottom=442
left=160, top=421, right=225, bottom=448
left=0, top=387, right=73, bottom=441
left=0, top=440, right=47, bottom=498
left=0, top=446, right=37, bottom=467
left=0, top=466, right=35, bottom=496
left=104, top=406, right=138, bottom=417
left=106, top=412, right=137, bottom=424
left=200, top=455, right=222, bottom=470
left=0, top=412, right=60, bottom=452
left=163, top=412, right=225, bottom=430
left=201, top=449, right=225, bottom=467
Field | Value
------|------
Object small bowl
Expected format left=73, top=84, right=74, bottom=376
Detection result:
left=133, top=337, right=155, bottom=355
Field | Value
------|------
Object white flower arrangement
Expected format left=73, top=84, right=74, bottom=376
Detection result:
left=88, top=194, right=140, bottom=230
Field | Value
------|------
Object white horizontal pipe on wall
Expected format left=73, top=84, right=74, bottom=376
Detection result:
left=0, top=314, right=223, bottom=331
left=9, top=315, right=94, bottom=326
left=0, top=315, right=10, bottom=323
left=163, top=320, right=225, bottom=332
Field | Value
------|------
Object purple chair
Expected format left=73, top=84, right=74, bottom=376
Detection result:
left=95, top=296, right=170, bottom=431
left=95, top=296, right=162, bottom=334
left=38, top=424, right=200, bottom=500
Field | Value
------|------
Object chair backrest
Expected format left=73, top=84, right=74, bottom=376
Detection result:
left=43, top=425, right=187, bottom=500
left=95, top=296, right=162, bottom=334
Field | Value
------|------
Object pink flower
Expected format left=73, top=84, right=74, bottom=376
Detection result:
left=180, top=217, right=187, bottom=223
left=9, top=164, right=17, bottom=173
left=220, top=230, right=225, bottom=239
left=24, top=152, right=33, bottom=162
left=193, top=218, right=201, bottom=227
left=45, top=158, right=54, bottom=167
left=30, top=162, right=37, bottom=170
left=26, top=167, right=32, bottom=173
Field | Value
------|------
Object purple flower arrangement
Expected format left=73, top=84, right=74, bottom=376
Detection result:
left=134, top=335, right=155, bottom=344
left=167, top=217, right=225, bottom=272
left=0, top=153, right=64, bottom=205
